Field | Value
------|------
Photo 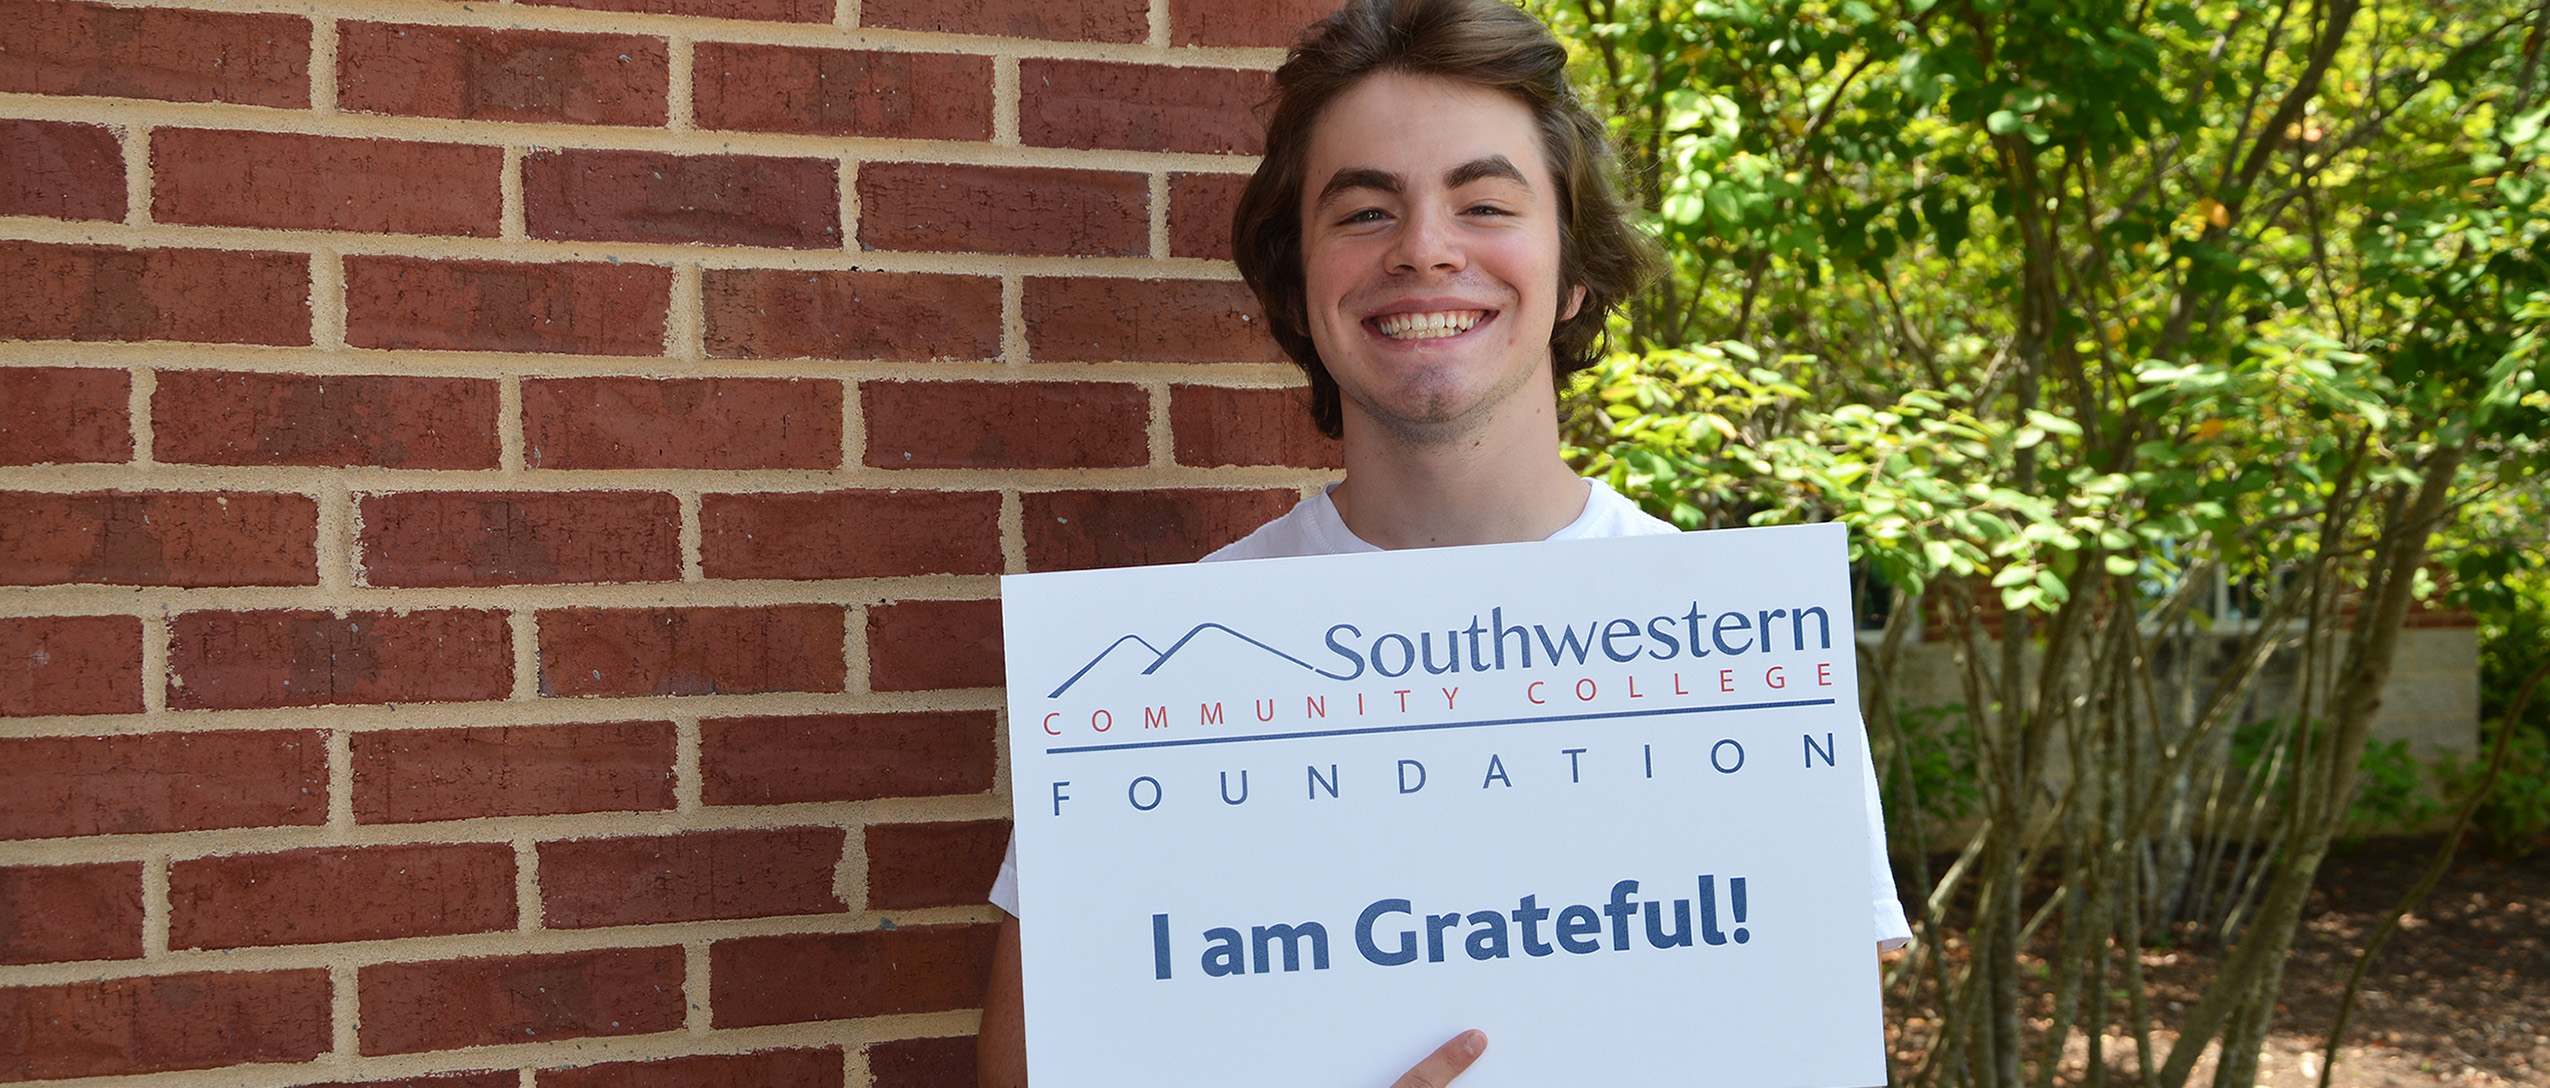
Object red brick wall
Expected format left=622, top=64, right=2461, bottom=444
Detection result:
left=0, top=0, right=1341, bottom=1083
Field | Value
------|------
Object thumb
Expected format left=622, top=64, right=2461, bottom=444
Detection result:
left=1389, top=1030, right=1488, bottom=1088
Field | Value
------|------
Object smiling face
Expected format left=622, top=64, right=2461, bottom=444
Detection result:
left=1298, top=71, right=1583, bottom=446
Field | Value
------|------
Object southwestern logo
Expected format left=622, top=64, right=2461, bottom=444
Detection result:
left=1045, top=603, right=1842, bottom=701
left=1047, top=624, right=1321, bottom=699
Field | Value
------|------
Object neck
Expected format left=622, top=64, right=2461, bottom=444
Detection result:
left=1328, top=385, right=1588, bottom=550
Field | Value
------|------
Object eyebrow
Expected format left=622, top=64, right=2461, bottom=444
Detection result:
left=1313, top=155, right=1532, bottom=208
left=1445, top=154, right=1528, bottom=190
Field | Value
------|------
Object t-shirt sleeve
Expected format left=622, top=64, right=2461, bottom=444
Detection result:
left=1862, top=729, right=1914, bottom=951
left=990, top=831, right=1020, bottom=916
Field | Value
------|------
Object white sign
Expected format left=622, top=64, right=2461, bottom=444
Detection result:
left=1001, top=523, right=1886, bottom=1088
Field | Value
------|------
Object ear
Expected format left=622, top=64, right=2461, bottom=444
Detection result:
left=1560, top=284, right=1588, bottom=322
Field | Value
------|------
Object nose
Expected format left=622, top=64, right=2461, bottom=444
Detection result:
left=1386, top=205, right=1465, bottom=276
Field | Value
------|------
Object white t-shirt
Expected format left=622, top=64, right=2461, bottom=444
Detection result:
left=989, top=477, right=1914, bottom=950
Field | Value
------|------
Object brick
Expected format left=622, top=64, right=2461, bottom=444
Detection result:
left=1024, top=488, right=1296, bottom=571
left=865, top=599, right=1002, bottom=692
left=1171, top=0, right=1338, bottom=46
left=863, top=381, right=1147, bottom=470
left=346, top=256, right=670, bottom=356
left=1020, top=60, right=1268, bottom=154
left=862, top=0, right=1143, bottom=42
left=301, top=1075, right=516, bottom=1088
left=0, top=119, right=123, bottom=220
left=0, top=367, right=128, bottom=466
left=701, top=490, right=1001, bottom=580
left=1169, top=172, right=1248, bottom=260
left=546, top=1049, right=845, bottom=1088
left=0, top=615, right=141, bottom=717
left=337, top=22, right=666, bottom=126
left=152, top=371, right=498, bottom=469
left=523, top=376, right=840, bottom=469
left=866, top=820, right=1008, bottom=910
left=700, top=711, right=996, bottom=805
left=711, top=925, right=995, bottom=1027
left=858, top=163, right=1145, bottom=257
left=359, top=948, right=683, bottom=1055
left=2, top=242, right=309, bottom=346
left=354, top=721, right=676, bottom=824
left=0, top=970, right=329, bottom=1080
left=523, top=0, right=831, bottom=23
left=0, top=731, right=323, bottom=839
left=359, top=491, right=679, bottom=587
left=2, top=491, right=317, bottom=588
left=152, top=129, right=500, bottom=237
left=1171, top=385, right=1341, bottom=468
left=540, top=827, right=845, bottom=928
left=0, top=1, right=309, bottom=107
left=170, top=844, right=515, bottom=950
left=168, top=609, right=511, bottom=711
left=0, top=863, right=142, bottom=965
left=526, top=149, right=840, bottom=248
left=703, top=269, right=1000, bottom=362
left=539, top=606, right=845, bottom=698
left=869, top=1037, right=976, bottom=1088
left=1025, top=277, right=1281, bottom=363
left=693, top=44, right=990, bottom=141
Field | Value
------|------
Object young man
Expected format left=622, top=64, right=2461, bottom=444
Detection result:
left=978, top=2, right=1910, bottom=1084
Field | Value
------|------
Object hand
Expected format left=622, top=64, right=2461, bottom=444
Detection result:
left=1389, top=1030, right=1487, bottom=1088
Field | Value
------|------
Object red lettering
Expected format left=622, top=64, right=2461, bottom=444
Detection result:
left=1442, top=687, right=1459, bottom=709
left=1575, top=678, right=1597, bottom=701
left=1765, top=666, right=1786, bottom=689
left=1818, top=662, right=1833, bottom=687
left=1627, top=675, right=1643, bottom=698
left=1527, top=681, right=1547, bottom=705
left=1719, top=669, right=1735, bottom=693
left=1091, top=709, right=1112, bottom=732
left=1042, top=712, right=1061, bottom=736
left=1674, top=672, right=1690, bottom=695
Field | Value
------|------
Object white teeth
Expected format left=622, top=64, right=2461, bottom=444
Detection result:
left=1374, top=310, right=1486, bottom=339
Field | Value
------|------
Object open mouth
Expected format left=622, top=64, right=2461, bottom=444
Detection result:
left=1370, top=309, right=1491, bottom=340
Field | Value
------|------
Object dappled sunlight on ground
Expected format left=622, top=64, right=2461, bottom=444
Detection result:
left=1882, top=837, right=2549, bottom=1088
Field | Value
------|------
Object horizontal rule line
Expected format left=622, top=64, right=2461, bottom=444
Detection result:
left=1042, top=697, right=1839, bottom=755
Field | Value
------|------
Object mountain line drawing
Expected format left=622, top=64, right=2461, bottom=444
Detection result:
left=1046, top=623, right=1322, bottom=698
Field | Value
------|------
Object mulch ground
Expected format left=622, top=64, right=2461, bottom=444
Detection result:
left=1884, top=835, right=2550, bottom=1088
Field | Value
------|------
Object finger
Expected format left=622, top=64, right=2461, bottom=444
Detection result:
left=1390, top=1029, right=1487, bottom=1088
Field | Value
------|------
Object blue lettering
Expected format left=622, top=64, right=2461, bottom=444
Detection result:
left=1202, top=927, right=1245, bottom=976
left=1372, top=633, right=1416, bottom=678
left=1355, top=899, right=1418, bottom=966
left=1645, top=615, right=1682, bottom=659
left=1600, top=618, right=1642, bottom=663
left=1792, top=605, right=1832, bottom=650
left=1712, top=612, right=1753, bottom=655
left=1252, top=922, right=1330, bottom=973
left=1319, top=624, right=1365, bottom=681
left=1464, top=910, right=1510, bottom=960
left=1533, top=622, right=1596, bottom=665
left=1492, top=608, right=1533, bottom=669
left=1555, top=905, right=1601, bottom=953
left=1308, top=763, right=1339, bottom=799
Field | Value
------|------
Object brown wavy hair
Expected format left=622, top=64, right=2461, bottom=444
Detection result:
left=1232, top=0, right=1656, bottom=439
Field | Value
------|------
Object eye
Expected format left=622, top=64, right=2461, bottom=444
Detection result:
left=1464, top=202, right=1515, bottom=216
left=1339, top=207, right=1391, bottom=225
